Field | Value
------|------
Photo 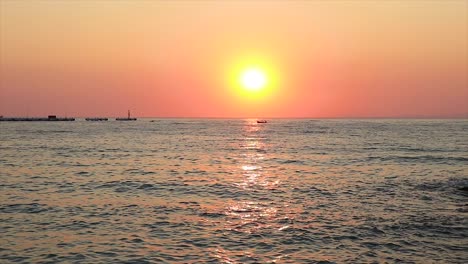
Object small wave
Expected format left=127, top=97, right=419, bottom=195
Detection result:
left=33, top=130, right=75, bottom=134
left=0, top=203, right=53, bottom=214
left=278, top=159, right=305, bottom=165
left=137, top=183, right=155, bottom=190
left=302, top=130, right=331, bottom=134
left=367, top=155, right=468, bottom=163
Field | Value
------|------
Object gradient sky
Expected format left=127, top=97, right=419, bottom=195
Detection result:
left=1, top=0, right=467, bottom=118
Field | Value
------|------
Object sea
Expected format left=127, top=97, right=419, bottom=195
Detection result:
left=0, top=119, right=467, bottom=263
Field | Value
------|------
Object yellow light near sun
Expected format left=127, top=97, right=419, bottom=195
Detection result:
left=241, top=68, right=267, bottom=91
left=227, top=55, right=279, bottom=101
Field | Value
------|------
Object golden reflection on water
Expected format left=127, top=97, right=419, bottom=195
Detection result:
left=235, top=119, right=280, bottom=190
left=219, top=119, right=289, bottom=262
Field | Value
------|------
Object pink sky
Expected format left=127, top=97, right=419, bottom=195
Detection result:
left=1, top=1, right=467, bottom=118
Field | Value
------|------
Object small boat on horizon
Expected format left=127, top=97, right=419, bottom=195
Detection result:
left=257, top=120, right=267, bottom=123
left=116, top=110, right=137, bottom=121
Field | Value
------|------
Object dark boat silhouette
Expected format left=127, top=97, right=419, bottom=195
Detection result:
left=257, top=120, right=267, bottom=123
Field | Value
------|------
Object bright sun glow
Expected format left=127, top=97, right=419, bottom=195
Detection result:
left=227, top=54, right=280, bottom=101
left=241, top=68, right=267, bottom=91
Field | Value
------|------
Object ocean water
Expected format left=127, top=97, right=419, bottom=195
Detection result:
left=0, top=119, right=467, bottom=263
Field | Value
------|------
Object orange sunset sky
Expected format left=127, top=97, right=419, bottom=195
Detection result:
left=0, top=1, right=467, bottom=118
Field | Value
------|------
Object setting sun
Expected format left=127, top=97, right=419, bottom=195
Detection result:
left=226, top=54, right=282, bottom=104
left=241, top=68, right=267, bottom=91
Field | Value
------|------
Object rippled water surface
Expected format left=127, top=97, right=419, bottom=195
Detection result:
left=1, top=119, right=467, bottom=263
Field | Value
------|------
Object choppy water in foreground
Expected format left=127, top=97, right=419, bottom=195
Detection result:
left=1, top=119, right=467, bottom=263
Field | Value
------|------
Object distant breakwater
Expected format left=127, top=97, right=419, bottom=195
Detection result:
left=0, top=116, right=75, bottom=122
left=0, top=116, right=138, bottom=121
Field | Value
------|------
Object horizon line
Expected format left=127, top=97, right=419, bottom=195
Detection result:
left=2, top=115, right=467, bottom=120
